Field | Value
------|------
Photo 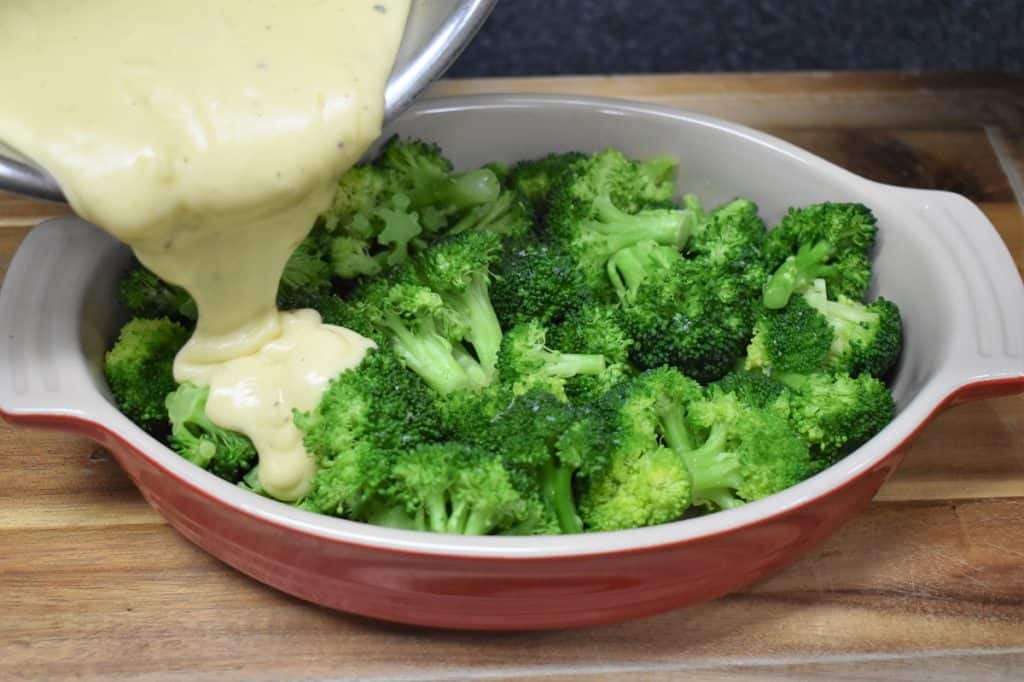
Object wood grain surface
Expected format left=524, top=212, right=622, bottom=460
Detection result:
left=1, top=72, right=1022, bottom=681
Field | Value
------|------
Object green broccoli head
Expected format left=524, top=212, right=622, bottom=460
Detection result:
left=803, top=279, right=903, bottom=378
left=623, top=257, right=758, bottom=383
left=118, top=265, right=197, bottom=322
left=777, top=371, right=896, bottom=468
left=165, top=382, right=257, bottom=482
left=687, top=198, right=767, bottom=276
left=507, top=151, right=587, bottom=217
left=104, top=317, right=189, bottom=435
left=297, top=440, right=398, bottom=522
left=353, top=273, right=487, bottom=394
left=544, top=149, right=697, bottom=294
left=497, top=320, right=608, bottom=401
left=578, top=446, right=691, bottom=532
left=682, top=391, right=811, bottom=509
left=606, top=239, right=682, bottom=304
left=377, top=136, right=500, bottom=220
left=389, top=442, right=527, bottom=535
left=710, top=369, right=790, bottom=412
left=473, top=389, right=585, bottom=534
left=571, top=368, right=701, bottom=531
left=294, top=348, right=442, bottom=461
left=763, top=202, right=877, bottom=308
left=490, top=239, right=592, bottom=328
left=745, top=295, right=833, bottom=375
left=446, top=189, right=532, bottom=240
left=412, top=230, right=504, bottom=380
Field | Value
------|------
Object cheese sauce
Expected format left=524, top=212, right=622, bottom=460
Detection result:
left=0, top=1, right=409, bottom=499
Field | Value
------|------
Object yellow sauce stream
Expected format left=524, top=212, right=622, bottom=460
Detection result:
left=0, top=0, right=410, bottom=499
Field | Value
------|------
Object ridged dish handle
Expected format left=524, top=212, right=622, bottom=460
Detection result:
left=0, top=218, right=125, bottom=427
left=891, top=187, right=1024, bottom=404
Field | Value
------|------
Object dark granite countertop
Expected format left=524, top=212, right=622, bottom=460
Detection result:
left=447, top=0, right=1023, bottom=78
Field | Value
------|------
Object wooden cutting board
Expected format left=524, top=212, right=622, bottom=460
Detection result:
left=1, top=72, right=1022, bottom=681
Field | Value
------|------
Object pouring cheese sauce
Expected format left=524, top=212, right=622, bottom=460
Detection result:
left=0, top=1, right=410, bottom=499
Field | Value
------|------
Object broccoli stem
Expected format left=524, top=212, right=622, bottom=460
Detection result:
left=657, top=402, right=694, bottom=453
left=411, top=168, right=500, bottom=212
left=763, top=240, right=835, bottom=309
left=381, top=312, right=472, bottom=394
left=448, top=274, right=503, bottom=381
left=540, top=351, right=606, bottom=378
left=540, top=460, right=583, bottom=534
left=424, top=492, right=450, bottom=534
left=678, top=425, right=743, bottom=505
left=587, top=195, right=688, bottom=255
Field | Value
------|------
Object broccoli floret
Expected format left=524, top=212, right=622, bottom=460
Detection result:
left=777, top=371, right=896, bottom=468
left=623, top=257, right=758, bottom=383
left=545, top=149, right=698, bottom=293
left=165, top=382, right=257, bottom=482
left=297, top=440, right=403, bottom=524
left=711, top=369, right=790, bottom=411
left=389, top=443, right=527, bottom=535
left=490, top=239, right=592, bottom=328
left=320, top=138, right=502, bottom=277
left=606, top=239, right=681, bottom=304
left=497, top=320, right=608, bottom=400
left=680, top=391, right=811, bottom=509
left=549, top=306, right=634, bottom=401
left=507, top=151, right=587, bottom=217
left=577, top=446, right=691, bottom=532
left=688, top=198, right=770, bottom=291
left=321, top=164, right=391, bottom=234
left=477, top=390, right=589, bottom=534
left=377, top=136, right=500, bottom=225
left=294, top=348, right=442, bottom=460
left=763, top=202, right=877, bottom=308
left=104, top=317, right=188, bottom=434
left=118, top=264, right=197, bottom=322
left=276, top=228, right=333, bottom=309
left=413, top=230, right=505, bottom=382
left=745, top=295, right=833, bottom=375
left=446, top=190, right=532, bottom=240
left=572, top=368, right=703, bottom=530
left=353, top=276, right=483, bottom=394
left=803, top=279, right=903, bottom=378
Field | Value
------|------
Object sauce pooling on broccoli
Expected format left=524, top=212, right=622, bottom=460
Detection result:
left=0, top=1, right=409, bottom=499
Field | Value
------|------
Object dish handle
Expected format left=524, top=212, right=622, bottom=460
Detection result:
left=890, top=187, right=1024, bottom=405
left=0, top=218, right=126, bottom=429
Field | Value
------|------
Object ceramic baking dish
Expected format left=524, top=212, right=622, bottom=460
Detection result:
left=1, top=95, right=1021, bottom=630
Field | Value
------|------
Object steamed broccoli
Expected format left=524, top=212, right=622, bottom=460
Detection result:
left=803, top=279, right=903, bottom=378
left=777, top=371, right=895, bottom=468
left=763, top=202, right=877, bottom=308
left=165, top=382, right=257, bottom=482
left=623, top=256, right=758, bottom=383
left=507, top=151, right=586, bottom=217
left=105, top=318, right=188, bottom=434
left=545, top=149, right=697, bottom=293
left=549, top=306, right=634, bottom=401
left=412, top=230, right=505, bottom=381
left=573, top=368, right=703, bottom=531
left=497, top=320, right=608, bottom=400
left=118, top=265, right=197, bottom=322
left=477, top=390, right=591, bottom=534
left=389, top=443, right=527, bottom=535
left=490, top=239, right=592, bottom=328
left=104, top=140, right=905, bottom=538
left=294, top=348, right=442, bottom=460
left=679, top=390, right=811, bottom=510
